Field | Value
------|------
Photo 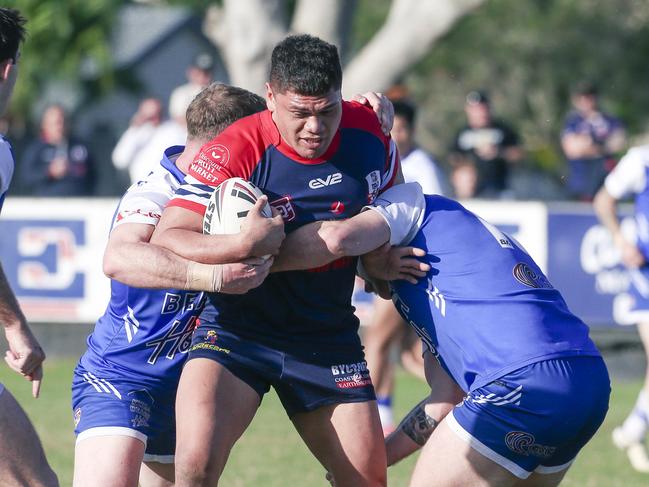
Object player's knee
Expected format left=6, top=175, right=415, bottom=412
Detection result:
left=176, top=448, right=225, bottom=485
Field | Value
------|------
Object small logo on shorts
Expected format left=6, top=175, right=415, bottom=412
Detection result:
left=505, top=431, right=556, bottom=458
left=331, top=361, right=372, bottom=389
left=73, top=407, right=82, bottom=427
left=205, top=330, right=218, bottom=344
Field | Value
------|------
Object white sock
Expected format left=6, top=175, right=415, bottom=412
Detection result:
left=377, top=403, right=394, bottom=429
left=620, top=390, right=649, bottom=443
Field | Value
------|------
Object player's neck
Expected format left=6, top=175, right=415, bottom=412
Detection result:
left=176, top=139, right=204, bottom=174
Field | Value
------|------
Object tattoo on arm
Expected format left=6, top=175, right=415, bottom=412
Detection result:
left=398, top=399, right=438, bottom=446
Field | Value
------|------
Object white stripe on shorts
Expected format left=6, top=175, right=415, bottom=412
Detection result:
left=76, top=426, right=147, bottom=446
left=535, top=459, right=574, bottom=474
left=143, top=453, right=175, bottom=464
left=446, top=411, right=531, bottom=479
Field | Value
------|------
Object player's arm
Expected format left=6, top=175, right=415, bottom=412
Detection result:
left=0, top=265, right=44, bottom=398
left=385, top=353, right=464, bottom=466
left=105, top=220, right=272, bottom=294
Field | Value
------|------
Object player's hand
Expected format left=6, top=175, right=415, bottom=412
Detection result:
left=362, top=243, right=430, bottom=284
left=4, top=324, right=45, bottom=398
left=240, top=196, right=285, bottom=258
left=619, top=240, right=646, bottom=269
left=353, top=92, right=394, bottom=135
left=220, top=258, right=273, bottom=294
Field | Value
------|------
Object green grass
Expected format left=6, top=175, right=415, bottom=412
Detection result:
left=1, top=358, right=648, bottom=486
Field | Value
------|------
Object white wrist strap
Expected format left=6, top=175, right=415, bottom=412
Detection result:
left=185, top=262, right=223, bottom=292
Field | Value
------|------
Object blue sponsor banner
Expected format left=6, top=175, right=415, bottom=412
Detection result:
left=547, top=204, right=633, bottom=328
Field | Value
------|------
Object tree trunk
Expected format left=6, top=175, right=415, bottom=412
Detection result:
left=291, top=0, right=358, bottom=61
left=203, top=0, right=288, bottom=94
left=342, top=0, right=486, bottom=96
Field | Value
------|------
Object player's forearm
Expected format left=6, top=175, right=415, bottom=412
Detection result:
left=0, top=264, right=27, bottom=330
left=271, top=212, right=390, bottom=273
left=150, top=227, right=249, bottom=265
left=386, top=398, right=440, bottom=466
left=593, top=188, right=624, bottom=243
left=104, top=240, right=191, bottom=289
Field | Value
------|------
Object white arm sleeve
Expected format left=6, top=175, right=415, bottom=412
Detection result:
left=605, top=146, right=649, bottom=199
left=365, top=182, right=426, bottom=246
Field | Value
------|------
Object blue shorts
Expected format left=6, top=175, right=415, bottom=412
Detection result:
left=189, top=326, right=376, bottom=417
left=449, top=356, right=610, bottom=479
left=71, top=364, right=177, bottom=463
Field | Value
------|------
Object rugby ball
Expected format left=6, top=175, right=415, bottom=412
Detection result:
left=203, top=178, right=272, bottom=235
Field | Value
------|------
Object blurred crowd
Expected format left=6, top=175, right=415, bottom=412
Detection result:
left=2, top=60, right=627, bottom=201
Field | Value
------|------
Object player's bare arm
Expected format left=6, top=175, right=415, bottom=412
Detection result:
left=104, top=221, right=271, bottom=294
left=151, top=197, right=284, bottom=264
left=385, top=353, right=464, bottom=466
left=594, top=186, right=646, bottom=268
left=0, top=265, right=44, bottom=398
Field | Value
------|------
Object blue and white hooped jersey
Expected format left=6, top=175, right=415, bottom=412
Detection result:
left=604, top=145, right=649, bottom=260
left=374, top=189, right=600, bottom=393
left=79, top=146, right=205, bottom=385
left=0, top=135, right=15, bottom=212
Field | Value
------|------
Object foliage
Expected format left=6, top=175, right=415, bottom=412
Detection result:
left=5, top=0, right=122, bottom=122
left=401, top=0, right=649, bottom=174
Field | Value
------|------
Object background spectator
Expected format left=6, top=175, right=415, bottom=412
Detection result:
left=391, top=99, right=447, bottom=195
left=449, top=90, right=523, bottom=198
left=111, top=97, right=163, bottom=184
left=450, top=159, right=480, bottom=199
left=168, top=52, right=214, bottom=118
left=18, top=104, right=95, bottom=196
left=561, top=81, right=626, bottom=201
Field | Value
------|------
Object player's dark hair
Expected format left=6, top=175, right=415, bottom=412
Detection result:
left=0, top=8, right=26, bottom=64
left=393, top=100, right=416, bottom=128
left=269, top=34, right=342, bottom=95
left=186, top=83, right=266, bottom=141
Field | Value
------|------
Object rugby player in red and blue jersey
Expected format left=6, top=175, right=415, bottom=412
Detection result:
left=152, top=34, right=401, bottom=486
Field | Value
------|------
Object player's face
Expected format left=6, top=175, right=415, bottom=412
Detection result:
left=391, top=115, right=413, bottom=155
left=0, top=58, right=18, bottom=117
left=266, top=84, right=342, bottom=159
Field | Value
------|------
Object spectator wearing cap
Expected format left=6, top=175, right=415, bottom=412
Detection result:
left=168, top=52, right=214, bottom=124
left=561, top=81, right=626, bottom=201
left=449, top=90, right=523, bottom=198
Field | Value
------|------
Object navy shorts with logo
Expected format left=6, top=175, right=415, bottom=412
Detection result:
left=448, top=355, right=610, bottom=479
left=189, top=326, right=376, bottom=417
left=71, top=364, right=177, bottom=463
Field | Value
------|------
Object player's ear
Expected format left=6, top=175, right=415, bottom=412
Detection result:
left=265, top=83, right=276, bottom=112
left=0, top=60, right=12, bottom=82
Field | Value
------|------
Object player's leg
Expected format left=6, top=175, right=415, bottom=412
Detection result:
left=514, top=469, right=567, bottom=487
left=409, top=417, right=519, bottom=487
left=399, top=327, right=426, bottom=381
left=0, top=386, right=58, bottom=487
left=292, top=400, right=387, bottom=487
left=140, top=462, right=174, bottom=487
left=612, top=320, right=649, bottom=472
left=173, top=357, right=262, bottom=485
left=74, top=435, right=145, bottom=487
left=364, top=297, right=407, bottom=432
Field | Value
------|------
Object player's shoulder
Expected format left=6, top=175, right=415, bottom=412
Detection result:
left=340, top=100, right=385, bottom=140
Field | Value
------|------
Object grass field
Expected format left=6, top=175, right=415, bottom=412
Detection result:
left=1, top=357, right=649, bottom=486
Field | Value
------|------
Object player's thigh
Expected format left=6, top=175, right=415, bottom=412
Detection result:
left=514, top=469, right=568, bottom=487
left=637, top=321, right=649, bottom=355
left=140, top=462, right=174, bottom=487
left=174, top=357, right=262, bottom=471
left=292, top=400, right=387, bottom=487
left=0, top=387, right=58, bottom=487
left=409, top=417, right=518, bottom=487
left=74, top=434, right=145, bottom=487
left=366, top=298, right=406, bottom=348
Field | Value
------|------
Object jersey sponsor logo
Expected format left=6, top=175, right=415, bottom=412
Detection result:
left=190, top=330, right=231, bottom=354
left=330, top=201, right=345, bottom=215
left=270, top=196, right=296, bottom=222
left=513, top=263, right=552, bottom=289
left=477, top=216, right=514, bottom=249
left=331, top=361, right=372, bottom=389
left=504, top=431, right=556, bottom=458
left=161, top=292, right=202, bottom=315
left=365, top=170, right=381, bottom=203
left=128, top=390, right=153, bottom=428
left=208, top=144, right=230, bottom=167
left=145, top=316, right=197, bottom=364
left=191, top=142, right=230, bottom=184
left=308, top=172, right=342, bottom=189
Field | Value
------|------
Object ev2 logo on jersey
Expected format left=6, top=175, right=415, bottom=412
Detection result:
left=308, top=172, right=342, bottom=190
